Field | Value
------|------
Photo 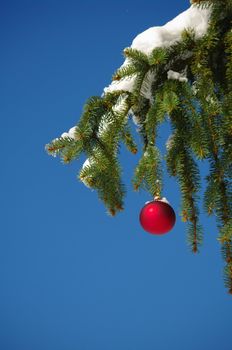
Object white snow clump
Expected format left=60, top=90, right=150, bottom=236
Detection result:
left=61, top=126, right=77, bottom=140
left=167, top=69, right=188, bottom=82
left=130, top=5, right=211, bottom=54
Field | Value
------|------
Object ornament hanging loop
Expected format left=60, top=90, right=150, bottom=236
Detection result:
left=153, top=179, right=162, bottom=200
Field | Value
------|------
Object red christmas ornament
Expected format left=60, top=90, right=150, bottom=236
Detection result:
left=139, top=199, right=176, bottom=235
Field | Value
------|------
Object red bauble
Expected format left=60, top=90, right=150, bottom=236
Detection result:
left=139, top=200, right=176, bottom=234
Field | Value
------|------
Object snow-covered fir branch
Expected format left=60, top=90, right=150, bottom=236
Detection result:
left=104, top=4, right=211, bottom=95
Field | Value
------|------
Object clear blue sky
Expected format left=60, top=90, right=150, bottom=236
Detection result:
left=1, top=1, right=232, bottom=349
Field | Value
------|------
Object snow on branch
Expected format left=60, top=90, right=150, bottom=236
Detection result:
left=104, top=4, right=211, bottom=95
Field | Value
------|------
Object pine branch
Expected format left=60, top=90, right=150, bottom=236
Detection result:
left=46, top=0, right=232, bottom=293
left=132, top=145, right=162, bottom=197
left=190, top=35, right=232, bottom=290
left=167, top=107, right=202, bottom=253
left=121, top=125, right=138, bottom=154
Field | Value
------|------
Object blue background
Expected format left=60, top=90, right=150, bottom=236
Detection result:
left=1, top=0, right=231, bottom=349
